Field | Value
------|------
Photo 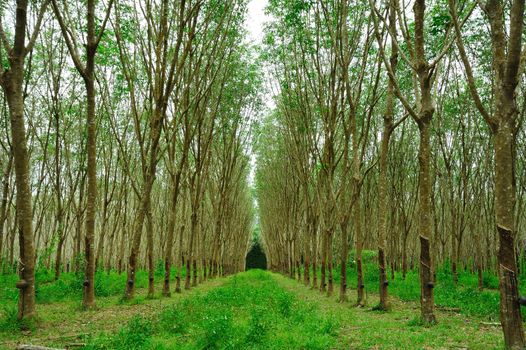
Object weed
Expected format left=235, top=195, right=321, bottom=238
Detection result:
left=0, top=304, right=19, bottom=333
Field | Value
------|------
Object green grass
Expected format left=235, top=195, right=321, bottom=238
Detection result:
left=80, top=270, right=504, bottom=349
left=0, top=262, right=187, bottom=306
left=0, top=263, right=188, bottom=335
left=0, top=269, right=505, bottom=349
left=0, top=253, right=513, bottom=323
left=274, top=271, right=503, bottom=349
left=322, top=250, right=506, bottom=320
left=83, top=269, right=339, bottom=350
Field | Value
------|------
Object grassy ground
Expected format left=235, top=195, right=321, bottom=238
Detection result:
left=0, top=269, right=505, bottom=349
left=0, top=275, right=225, bottom=349
left=0, top=253, right=509, bottom=325
left=275, top=272, right=502, bottom=349
left=333, top=250, right=505, bottom=321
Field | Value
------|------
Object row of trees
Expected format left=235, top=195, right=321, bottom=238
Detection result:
left=255, top=0, right=526, bottom=348
left=0, top=0, right=259, bottom=322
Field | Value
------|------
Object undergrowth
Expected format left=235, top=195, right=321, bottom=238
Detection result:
left=0, top=263, right=184, bottom=333
left=83, top=269, right=339, bottom=350
left=0, top=251, right=523, bottom=334
left=326, top=250, right=505, bottom=320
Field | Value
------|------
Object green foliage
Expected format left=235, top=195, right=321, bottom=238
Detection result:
left=245, top=306, right=271, bottom=344
left=0, top=269, right=153, bottom=314
left=0, top=273, right=18, bottom=306
left=340, top=250, right=507, bottom=321
left=198, top=309, right=234, bottom=349
left=158, top=303, right=187, bottom=335
left=0, top=304, right=19, bottom=332
left=407, top=316, right=426, bottom=327
left=84, top=316, right=153, bottom=350
left=84, top=269, right=337, bottom=350
left=0, top=261, right=513, bottom=346
left=0, top=303, right=38, bottom=332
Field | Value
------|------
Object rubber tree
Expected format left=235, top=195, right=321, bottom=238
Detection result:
left=0, top=0, right=49, bottom=321
left=52, top=0, right=114, bottom=309
left=371, top=0, right=462, bottom=324
left=449, top=0, right=526, bottom=346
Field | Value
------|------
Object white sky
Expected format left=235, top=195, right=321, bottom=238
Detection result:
left=245, top=0, right=270, bottom=44
left=244, top=1, right=270, bottom=193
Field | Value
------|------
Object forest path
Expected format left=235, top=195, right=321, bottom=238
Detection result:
left=1, top=270, right=504, bottom=349
left=0, top=276, right=227, bottom=350
left=272, top=272, right=503, bottom=349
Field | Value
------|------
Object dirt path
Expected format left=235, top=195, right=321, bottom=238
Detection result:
left=0, top=277, right=226, bottom=350
left=270, top=272, right=503, bottom=350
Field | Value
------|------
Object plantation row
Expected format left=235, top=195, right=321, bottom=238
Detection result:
left=1, top=0, right=526, bottom=348
left=255, top=0, right=526, bottom=348
left=0, top=252, right=514, bottom=326
left=0, top=0, right=258, bottom=328
left=0, top=269, right=508, bottom=349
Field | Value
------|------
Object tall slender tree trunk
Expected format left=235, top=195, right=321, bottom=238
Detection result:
left=146, top=206, right=155, bottom=298
left=289, top=239, right=294, bottom=279
left=163, top=141, right=189, bottom=295
left=378, top=123, right=392, bottom=309
left=53, top=106, right=64, bottom=280
left=95, top=202, right=109, bottom=268
left=327, top=235, right=334, bottom=296
left=354, top=196, right=365, bottom=306
left=452, top=230, right=459, bottom=283
left=106, top=194, right=123, bottom=272
left=125, top=104, right=163, bottom=299
left=377, top=0, right=398, bottom=311
left=8, top=218, right=16, bottom=271
left=54, top=236, right=65, bottom=280
left=175, top=199, right=186, bottom=293
left=311, top=219, right=318, bottom=289
left=4, top=80, right=36, bottom=321
left=412, top=0, right=436, bottom=324
left=494, top=117, right=524, bottom=347
left=339, top=221, right=348, bottom=302
left=0, top=156, right=13, bottom=268
left=303, top=212, right=311, bottom=286
left=117, top=193, right=127, bottom=274
left=163, top=183, right=177, bottom=296
left=53, top=0, right=115, bottom=304
left=125, top=178, right=154, bottom=299
left=185, top=211, right=197, bottom=290
left=74, top=197, right=83, bottom=274
left=0, top=0, right=42, bottom=320
left=320, top=231, right=327, bottom=293
left=417, top=119, right=435, bottom=323
left=82, top=66, right=97, bottom=309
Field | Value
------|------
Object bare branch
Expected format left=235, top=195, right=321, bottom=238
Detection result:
left=51, top=0, right=86, bottom=78
left=370, top=0, right=418, bottom=119
left=94, top=0, right=115, bottom=48
left=0, top=16, right=12, bottom=54
left=448, top=0, right=494, bottom=130
left=25, top=0, right=51, bottom=55
left=429, top=1, right=476, bottom=69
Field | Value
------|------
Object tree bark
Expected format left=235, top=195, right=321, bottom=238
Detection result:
left=494, top=118, right=524, bottom=348
left=339, top=222, right=348, bottom=302
left=0, top=0, right=46, bottom=321
left=449, top=0, right=526, bottom=344
left=4, top=79, right=36, bottom=321
left=0, top=155, right=13, bottom=268
left=417, top=119, right=436, bottom=324
left=146, top=205, right=155, bottom=298
left=377, top=0, right=398, bottom=311
left=311, top=217, right=318, bottom=289
left=125, top=175, right=155, bottom=300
